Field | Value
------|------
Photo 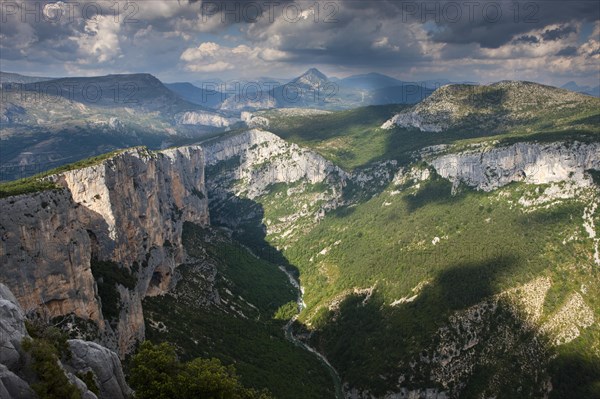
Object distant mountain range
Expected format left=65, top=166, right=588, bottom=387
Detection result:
left=1, top=68, right=595, bottom=181
left=0, top=71, right=57, bottom=84
left=212, top=68, right=453, bottom=111
left=382, top=80, right=599, bottom=133
left=561, top=81, right=600, bottom=97
left=166, top=69, right=481, bottom=111
left=0, top=72, right=242, bottom=180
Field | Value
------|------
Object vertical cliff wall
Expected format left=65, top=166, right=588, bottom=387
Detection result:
left=0, top=146, right=209, bottom=355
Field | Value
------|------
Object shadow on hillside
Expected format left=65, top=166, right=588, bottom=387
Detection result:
left=402, top=177, right=460, bottom=213
left=309, top=252, right=600, bottom=397
left=549, top=351, right=600, bottom=398
left=208, top=194, right=299, bottom=277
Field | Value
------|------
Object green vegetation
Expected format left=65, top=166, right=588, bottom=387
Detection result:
left=278, top=177, right=597, bottom=394
left=129, top=341, right=272, bottom=399
left=90, top=259, right=136, bottom=323
left=215, top=154, right=599, bottom=396
left=202, top=86, right=600, bottom=395
left=274, top=301, right=299, bottom=320
left=76, top=371, right=100, bottom=396
left=22, top=320, right=81, bottom=399
left=263, top=92, right=599, bottom=172
left=550, top=326, right=600, bottom=398
left=0, top=178, right=58, bottom=199
left=262, top=105, right=406, bottom=170
left=0, top=149, right=127, bottom=198
left=143, top=222, right=335, bottom=398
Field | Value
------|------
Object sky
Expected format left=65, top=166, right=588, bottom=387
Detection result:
left=0, top=0, right=599, bottom=87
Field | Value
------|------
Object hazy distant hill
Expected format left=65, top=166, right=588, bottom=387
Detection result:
left=0, top=73, right=241, bottom=180
left=0, top=71, right=57, bottom=84
left=561, top=81, right=600, bottom=97
left=220, top=68, right=440, bottom=111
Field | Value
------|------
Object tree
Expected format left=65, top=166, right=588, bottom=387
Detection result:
left=129, top=342, right=180, bottom=399
left=129, top=341, right=273, bottom=399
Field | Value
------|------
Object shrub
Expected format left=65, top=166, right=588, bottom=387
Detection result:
left=129, top=341, right=273, bottom=399
left=22, top=331, right=81, bottom=399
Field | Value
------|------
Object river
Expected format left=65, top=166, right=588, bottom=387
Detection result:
left=278, top=266, right=344, bottom=399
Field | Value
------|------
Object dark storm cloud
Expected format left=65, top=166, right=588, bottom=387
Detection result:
left=185, top=0, right=296, bottom=24
left=555, top=46, right=578, bottom=56
left=541, top=25, right=577, bottom=41
left=514, top=35, right=540, bottom=44
left=405, top=0, right=598, bottom=49
left=243, top=0, right=597, bottom=54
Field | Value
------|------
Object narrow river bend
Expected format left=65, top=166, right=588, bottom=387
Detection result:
left=279, top=266, right=344, bottom=399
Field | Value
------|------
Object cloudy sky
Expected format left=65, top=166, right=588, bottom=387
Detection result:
left=1, top=0, right=599, bottom=86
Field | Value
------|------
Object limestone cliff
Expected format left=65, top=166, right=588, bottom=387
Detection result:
left=203, top=129, right=345, bottom=199
left=0, top=146, right=209, bottom=355
left=426, top=141, right=600, bottom=191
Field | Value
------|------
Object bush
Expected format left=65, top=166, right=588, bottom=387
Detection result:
left=129, top=341, right=273, bottom=399
left=22, top=336, right=81, bottom=399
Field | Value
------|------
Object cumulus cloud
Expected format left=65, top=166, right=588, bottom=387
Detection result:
left=181, top=42, right=222, bottom=61
left=75, top=15, right=122, bottom=63
left=180, top=41, right=292, bottom=74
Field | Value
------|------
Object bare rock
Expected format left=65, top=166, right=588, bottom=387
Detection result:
left=66, top=339, right=132, bottom=399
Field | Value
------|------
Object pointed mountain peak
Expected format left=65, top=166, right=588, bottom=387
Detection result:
left=294, top=68, right=328, bottom=84
left=303, top=68, right=327, bottom=79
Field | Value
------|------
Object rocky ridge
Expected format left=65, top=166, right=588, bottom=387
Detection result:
left=381, top=81, right=598, bottom=132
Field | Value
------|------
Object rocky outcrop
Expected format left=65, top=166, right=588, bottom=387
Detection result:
left=0, top=146, right=209, bottom=355
left=0, top=285, right=34, bottom=399
left=0, top=283, right=131, bottom=399
left=381, top=111, right=445, bottom=132
left=201, top=129, right=402, bottom=244
left=426, top=141, right=600, bottom=191
left=0, top=364, right=36, bottom=399
left=203, top=129, right=347, bottom=199
left=174, top=111, right=239, bottom=128
left=66, top=340, right=133, bottom=399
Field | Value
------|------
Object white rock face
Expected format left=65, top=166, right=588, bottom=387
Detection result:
left=203, top=129, right=347, bottom=198
left=382, top=111, right=445, bottom=132
left=0, top=146, right=210, bottom=355
left=428, top=141, right=600, bottom=191
left=241, top=112, right=270, bottom=129
left=0, top=285, right=28, bottom=371
left=175, top=111, right=238, bottom=127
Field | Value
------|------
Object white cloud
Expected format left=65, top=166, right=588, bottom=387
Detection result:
left=180, top=41, right=293, bottom=74
left=181, top=42, right=222, bottom=61
left=259, top=48, right=292, bottom=61
left=372, top=37, right=400, bottom=52
left=186, top=61, right=234, bottom=73
left=74, top=15, right=121, bottom=63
